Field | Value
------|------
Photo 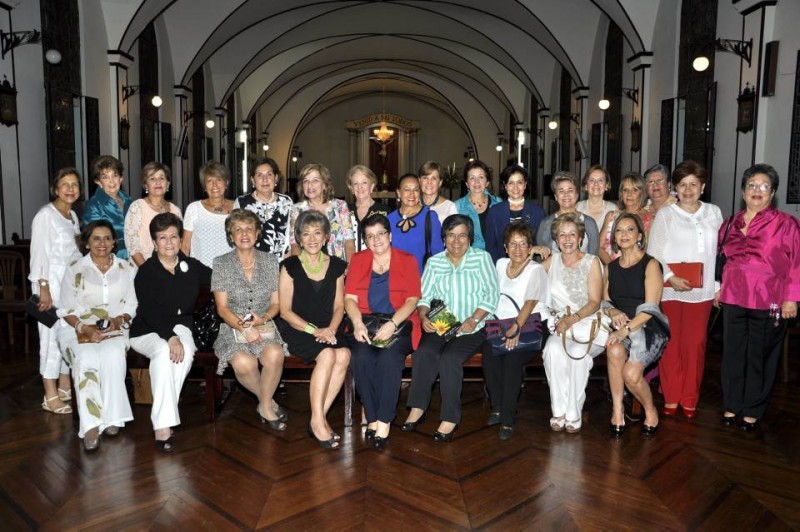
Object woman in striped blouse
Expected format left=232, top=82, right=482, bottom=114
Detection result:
left=401, top=214, right=500, bottom=442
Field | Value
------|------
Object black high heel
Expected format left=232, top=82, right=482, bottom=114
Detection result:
left=739, top=418, right=759, bottom=432
left=307, top=425, right=339, bottom=449
left=721, top=413, right=737, bottom=427
left=609, top=423, right=626, bottom=436
left=433, top=424, right=459, bottom=442
left=640, top=423, right=659, bottom=435
left=364, top=428, right=376, bottom=439
left=401, top=412, right=427, bottom=432
left=258, top=406, right=287, bottom=431
left=373, top=436, right=389, bottom=449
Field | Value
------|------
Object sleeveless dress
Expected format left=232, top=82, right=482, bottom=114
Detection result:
left=279, top=255, right=348, bottom=362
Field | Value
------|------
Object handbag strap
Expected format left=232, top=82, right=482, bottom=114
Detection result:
left=424, top=209, right=431, bottom=260
left=559, top=306, right=599, bottom=360
left=717, top=217, right=733, bottom=253
left=500, top=292, right=522, bottom=313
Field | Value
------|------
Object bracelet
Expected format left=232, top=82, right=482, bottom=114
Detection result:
left=624, top=325, right=632, bottom=333
left=573, top=311, right=581, bottom=320
left=389, top=320, right=398, bottom=330
left=75, top=322, right=84, bottom=334
left=304, top=323, right=317, bottom=334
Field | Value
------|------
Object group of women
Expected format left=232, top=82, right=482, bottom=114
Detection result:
left=28, top=155, right=799, bottom=454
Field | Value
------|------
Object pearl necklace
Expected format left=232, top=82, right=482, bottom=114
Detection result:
left=506, top=257, right=531, bottom=279
left=508, top=197, right=525, bottom=207
left=147, top=198, right=167, bottom=213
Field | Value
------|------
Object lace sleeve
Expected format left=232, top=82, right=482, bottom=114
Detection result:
left=124, top=200, right=143, bottom=256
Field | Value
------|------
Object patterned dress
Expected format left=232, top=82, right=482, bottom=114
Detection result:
left=124, top=198, right=182, bottom=262
left=234, top=192, right=294, bottom=258
left=211, top=250, right=287, bottom=375
left=290, top=199, right=355, bottom=261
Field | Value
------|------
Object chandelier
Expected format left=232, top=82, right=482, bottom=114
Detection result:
left=373, top=120, right=394, bottom=143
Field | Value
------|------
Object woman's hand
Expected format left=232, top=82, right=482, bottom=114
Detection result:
left=313, top=327, right=338, bottom=345
left=608, top=310, right=630, bottom=330
left=782, top=301, right=797, bottom=320
left=420, top=315, right=437, bottom=334
left=459, top=317, right=477, bottom=335
left=352, top=321, right=370, bottom=343
left=37, top=285, right=52, bottom=311
left=242, top=325, right=262, bottom=344
left=372, top=321, right=396, bottom=342
left=503, top=322, right=520, bottom=350
left=668, top=276, right=691, bottom=292
left=532, top=246, right=551, bottom=260
left=554, top=313, right=580, bottom=335
left=167, top=336, right=185, bottom=363
left=606, top=328, right=628, bottom=346
left=79, top=324, right=105, bottom=343
left=713, top=291, right=721, bottom=308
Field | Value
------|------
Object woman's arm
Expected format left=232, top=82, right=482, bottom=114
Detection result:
left=555, top=257, right=603, bottom=335
left=460, top=252, right=500, bottom=334
left=344, top=294, right=369, bottom=343
left=597, top=211, right=616, bottom=265
left=180, top=231, right=193, bottom=256
left=124, top=201, right=146, bottom=266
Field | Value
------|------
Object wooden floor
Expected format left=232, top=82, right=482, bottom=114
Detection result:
left=0, top=323, right=798, bottom=531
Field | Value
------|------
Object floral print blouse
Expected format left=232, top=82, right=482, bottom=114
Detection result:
left=289, top=198, right=355, bottom=261
left=58, top=254, right=138, bottom=323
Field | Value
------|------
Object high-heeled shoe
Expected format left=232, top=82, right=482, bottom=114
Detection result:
left=307, top=425, right=339, bottom=449
left=273, top=402, right=288, bottom=422
left=662, top=405, right=678, bottom=416
left=373, top=436, right=389, bottom=449
left=103, top=426, right=120, bottom=437
left=739, top=418, right=759, bottom=432
left=681, top=406, right=697, bottom=419
left=258, top=406, right=287, bottom=431
left=58, top=387, right=72, bottom=403
left=721, top=413, right=737, bottom=427
left=433, top=424, right=459, bottom=442
left=641, top=423, right=659, bottom=435
left=401, top=412, right=427, bottom=432
left=609, top=423, right=626, bottom=436
left=550, top=416, right=566, bottom=432
left=154, top=437, right=175, bottom=453
left=83, top=428, right=100, bottom=452
left=364, top=428, right=376, bottom=439
left=486, top=411, right=501, bottom=427
left=499, top=425, right=514, bottom=441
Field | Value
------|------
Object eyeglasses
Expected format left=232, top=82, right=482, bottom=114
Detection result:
left=746, top=182, right=771, bottom=192
left=506, top=241, right=530, bottom=249
left=445, top=232, right=470, bottom=240
left=646, top=178, right=667, bottom=186
left=364, top=230, right=388, bottom=241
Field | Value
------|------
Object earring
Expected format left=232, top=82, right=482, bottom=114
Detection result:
left=144, top=187, right=149, bottom=194
left=637, top=238, right=644, bottom=249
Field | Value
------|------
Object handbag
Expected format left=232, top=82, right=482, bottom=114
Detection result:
left=485, top=294, right=543, bottom=355
left=129, top=368, right=153, bottom=405
left=665, top=262, right=703, bottom=288
left=192, top=298, right=220, bottom=351
left=348, top=313, right=411, bottom=348
left=233, top=320, right=277, bottom=343
left=715, top=217, right=733, bottom=282
left=25, top=295, right=59, bottom=328
left=550, top=306, right=611, bottom=360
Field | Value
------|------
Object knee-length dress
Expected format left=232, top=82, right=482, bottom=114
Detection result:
left=279, top=255, right=348, bottom=362
left=211, top=250, right=287, bottom=374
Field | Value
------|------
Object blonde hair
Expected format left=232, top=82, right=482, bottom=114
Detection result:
left=297, top=163, right=334, bottom=203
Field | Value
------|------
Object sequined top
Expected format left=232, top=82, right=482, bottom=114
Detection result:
left=547, top=253, right=599, bottom=312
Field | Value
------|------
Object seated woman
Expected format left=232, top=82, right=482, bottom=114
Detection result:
left=182, top=161, right=234, bottom=267
left=536, top=171, right=600, bottom=254
left=387, top=173, right=444, bottom=274
left=212, top=209, right=288, bottom=431
left=401, top=214, right=499, bottom=442
left=483, top=222, right=548, bottom=440
left=344, top=214, right=421, bottom=449
left=540, top=214, right=604, bottom=433
left=129, top=213, right=211, bottom=452
left=604, top=213, right=669, bottom=436
left=279, top=210, right=351, bottom=449
left=57, top=221, right=137, bottom=452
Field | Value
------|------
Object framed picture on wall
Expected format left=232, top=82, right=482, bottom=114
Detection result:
left=736, top=85, right=755, bottom=133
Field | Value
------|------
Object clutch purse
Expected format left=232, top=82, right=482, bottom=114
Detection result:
left=666, top=262, right=703, bottom=288
left=233, top=321, right=276, bottom=343
left=25, top=295, right=59, bottom=328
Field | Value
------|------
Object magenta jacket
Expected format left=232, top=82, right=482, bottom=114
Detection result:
left=719, top=206, right=800, bottom=310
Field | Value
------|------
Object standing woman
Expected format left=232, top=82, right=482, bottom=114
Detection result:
left=83, top=155, right=132, bottom=259
left=598, top=173, right=654, bottom=265
left=279, top=210, right=351, bottom=449
left=454, top=160, right=501, bottom=250
left=57, top=221, right=137, bottom=451
left=419, top=161, right=458, bottom=224
left=604, top=213, right=669, bottom=435
left=576, top=164, right=616, bottom=231
left=647, top=161, right=722, bottom=417
left=387, top=174, right=444, bottom=274
left=129, top=213, right=211, bottom=452
left=401, top=214, right=499, bottom=442
left=344, top=215, right=421, bottom=449
left=718, top=164, right=800, bottom=430
left=485, top=164, right=548, bottom=262
left=289, top=163, right=355, bottom=262
left=212, top=210, right=287, bottom=430
left=645, top=164, right=675, bottom=213
left=29, top=167, right=83, bottom=415
left=181, top=161, right=234, bottom=267
left=536, top=171, right=600, bottom=254
left=124, top=162, right=182, bottom=267
left=483, top=222, right=548, bottom=439
left=346, top=165, right=389, bottom=253
left=235, top=158, right=295, bottom=259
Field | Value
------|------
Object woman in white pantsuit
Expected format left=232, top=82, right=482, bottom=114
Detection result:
left=29, top=168, right=83, bottom=415
left=129, top=213, right=211, bottom=452
left=540, top=213, right=604, bottom=433
left=58, top=221, right=137, bottom=451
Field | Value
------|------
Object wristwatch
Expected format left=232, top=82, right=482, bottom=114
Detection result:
left=38, top=280, right=49, bottom=287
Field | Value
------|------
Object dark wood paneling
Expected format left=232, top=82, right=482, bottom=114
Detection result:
left=605, top=22, right=623, bottom=195
left=659, top=98, right=674, bottom=167
left=138, top=23, right=158, bottom=167
left=787, top=51, right=800, bottom=204
left=559, top=68, right=572, bottom=172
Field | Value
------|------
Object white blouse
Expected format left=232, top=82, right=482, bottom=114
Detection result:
left=647, top=202, right=723, bottom=303
left=183, top=201, right=232, bottom=268
left=494, top=258, right=549, bottom=319
left=58, top=254, right=138, bottom=322
left=28, top=203, right=81, bottom=294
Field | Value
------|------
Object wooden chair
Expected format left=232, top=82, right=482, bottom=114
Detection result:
left=0, top=251, right=31, bottom=352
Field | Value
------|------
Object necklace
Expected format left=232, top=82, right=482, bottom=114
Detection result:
left=147, top=198, right=166, bottom=213
left=254, top=190, right=275, bottom=204
left=506, top=257, right=530, bottom=279
left=239, top=254, right=256, bottom=271
left=470, top=194, right=487, bottom=210
left=372, top=254, right=390, bottom=273
left=508, top=197, right=525, bottom=207
left=300, top=250, right=324, bottom=274
left=206, top=199, right=228, bottom=214
left=92, top=255, right=113, bottom=271
left=53, top=202, right=72, bottom=219
left=159, top=256, right=179, bottom=270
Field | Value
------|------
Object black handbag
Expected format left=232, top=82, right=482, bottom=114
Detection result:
left=193, top=299, right=220, bottom=351
left=715, top=217, right=733, bottom=282
left=485, top=294, right=543, bottom=355
left=348, top=313, right=411, bottom=348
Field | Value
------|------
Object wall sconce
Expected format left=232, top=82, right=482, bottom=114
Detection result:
left=548, top=113, right=579, bottom=130
left=463, top=146, right=475, bottom=162
left=260, top=132, right=269, bottom=152
left=121, top=85, right=162, bottom=107
left=598, top=99, right=610, bottom=110
left=495, top=133, right=504, bottom=152
left=0, top=76, right=18, bottom=126
left=548, top=120, right=558, bottom=130
left=119, top=116, right=130, bottom=150
left=693, top=37, right=753, bottom=72
left=630, top=119, right=641, bottom=152
left=291, top=146, right=302, bottom=163
left=183, top=111, right=215, bottom=129
left=622, top=88, right=639, bottom=105
left=736, top=83, right=755, bottom=133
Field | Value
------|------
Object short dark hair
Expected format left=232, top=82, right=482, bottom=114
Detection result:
left=396, top=173, right=420, bottom=190
left=360, top=213, right=391, bottom=240
left=225, top=208, right=261, bottom=246
left=294, top=209, right=331, bottom=245
left=463, top=160, right=492, bottom=182
left=441, top=213, right=474, bottom=245
left=91, top=155, right=124, bottom=181
left=79, top=220, right=116, bottom=252
left=672, top=160, right=707, bottom=186
left=499, top=164, right=528, bottom=186
left=50, top=167, right=81, bottom=197
left=252, top=157, right=281, bottom=178
left=610, top=212, right=646, bottom=252
left=149, top=212, right=183, bottom=240
left=503, top=221, right=535, bottom=247
left=741, top=163, right=779, bottom=192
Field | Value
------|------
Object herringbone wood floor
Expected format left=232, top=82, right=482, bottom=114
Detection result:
left=0, top=325, right=798, bottom=531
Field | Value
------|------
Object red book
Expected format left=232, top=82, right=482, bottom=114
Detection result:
left=666, top=262, right=703, bottom=288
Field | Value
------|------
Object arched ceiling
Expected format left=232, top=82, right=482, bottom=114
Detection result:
left=102, top=0, right=660, bottom=151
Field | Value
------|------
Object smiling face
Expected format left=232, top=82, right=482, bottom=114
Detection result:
left=584, top=170, right=609, bottom=199
left=302, top=170, right=325, bottom=202
left=466, top=168, right=488, bottom=195
left=505, top=172, right=527, bottom=201
left=646, top=171, right=669, bottom=206
left=420, top=170, right=442, bottom=197
left=743, top=172, right=775, bottom=213
left=54, top=173, right=81, bottom=205
left=204, top=173, right=227, bottom=200
left=145, top=169, right=169, bottom=199
left=554, top=180, right=578, bottom=211
left=231, top=220, right=258, bottom=251
left=153, top=226, right=181, bottom=260
left=444, top=223, right=471, bottom=259
left=299, top=222, right=328, bottom=254
left=504, top=231, right=532, bottom=265
left=620, top=179, right=644, bottom=211
left=364, top=224, right=391, bottom=255
left=348, top=170, right=374, bottom=202
left=96, top=169, right=122, bottom=198
left=555, top=221, right=581, bottom=256
left=675, top=175, right=704, bottom=206
left=613, top=217, right=640, bottom=251
left=252, top=163, right=277, bottom=196
left=87, top=226, right=115, bottom=259
left=397, top=177, right=421, bottom=209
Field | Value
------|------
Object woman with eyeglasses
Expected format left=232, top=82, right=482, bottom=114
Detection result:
left=454, top=160, right=501, bottom=251
left=344, top=214, right=421, bottom=449
left=644, top=164, right=676, bottom=213
left=576, top=164, right=616, bottom=231
left=647, top=161, right=722, bottom=418
left=83, top=156, right=132, bottom=259
left=234, top=158, right=295, bottom=259
left=717, top=164, right=799, bottom=431
left=401, top=214, right=499, bottom=442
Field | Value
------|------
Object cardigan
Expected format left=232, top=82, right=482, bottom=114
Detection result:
left=484, top=200, right=546, bottom=262
left=345, top=247, right=422, bottom=348
left=454, top=192, right=502, bottom=250
left=83, top=187, right=132, bottom=259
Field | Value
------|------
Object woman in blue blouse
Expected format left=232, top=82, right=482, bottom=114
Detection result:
left=387, top=174, right=444, bottom=274
left=83, top=156, right=132, bottom=259
left=454, top=160, right=501, bottom=250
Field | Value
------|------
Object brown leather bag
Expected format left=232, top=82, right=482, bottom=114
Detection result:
left=129, top=369, right=153, bottom=404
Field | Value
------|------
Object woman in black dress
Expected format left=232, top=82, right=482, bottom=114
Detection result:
left=278, top=210, right=351, bottom=449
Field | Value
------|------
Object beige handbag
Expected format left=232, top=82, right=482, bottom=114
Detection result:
left=129, top=368, right=153, bottom=404
left=558, top=306, right=611, bottom=360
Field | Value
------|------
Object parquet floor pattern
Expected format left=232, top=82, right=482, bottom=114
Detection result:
left=0, top=332, right=798, bottom=531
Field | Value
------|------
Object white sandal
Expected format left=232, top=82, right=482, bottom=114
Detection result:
left=58, top=387, right=72, bottom=402
left=550, top=416, right=566, bottom=432
left=42, top=395, right=72, bottom=415
left=566, top=419, right=582, bottom=433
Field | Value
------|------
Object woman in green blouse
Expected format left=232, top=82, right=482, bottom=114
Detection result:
left=401, top=214, right=499, bottom=442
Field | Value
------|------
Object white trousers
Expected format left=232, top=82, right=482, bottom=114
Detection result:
left=128, top=325, right=196, bottom=431
left=543, top=336, right=603, bottom=422
left=39, top=321, right=70, bottom=379
left=58, top=330, right=133, bottom=438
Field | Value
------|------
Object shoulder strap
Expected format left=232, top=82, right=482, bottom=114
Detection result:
left=717, top=217, right=733, bottom=253
left=424, top=209, right=432, bottom=258
left=500, top=292, right=522, bottom=313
